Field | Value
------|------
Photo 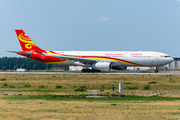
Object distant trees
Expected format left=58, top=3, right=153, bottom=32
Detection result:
left=2, top=66, right=6, bottom=71
left=0, top=57, right=69, bottom=71
left=33, top=64, right=37, bottom=70
left=13, top=65, right=18, bottom=70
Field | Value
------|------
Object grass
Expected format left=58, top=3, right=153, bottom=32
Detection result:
left=124, top=82, right=132, bottom=84
left=1, top=94, right=180, bottom=120
left=1, top=94, right=180, bottom=119
left=74, top=88, right=86, bottom=92
left=144, top=84, right=150, bottom=90
left=0, top=89, right=74, bottom=92
left=111, top=104, right=117, bottom=105
left=23, top=84, right=31, bottom=87
left=127, top=86, right=138, bottom=89
left=0, top=73, right=180, bottom=119
left=0, top=78, right=6, bottom=81
left=56, top=85, right=62, bottom=89
left=2, top=94, right=180, bottom=101
left=1, top=74, right=180, bottom=90
left=148, top=81, right=157, bottom=84
left=2, top=74, right=180, bottom=96
left=39, top=85, right=44, bottom=88
left=3, top=83, right=8, bottom=86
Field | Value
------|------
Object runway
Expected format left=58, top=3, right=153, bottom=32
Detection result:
left=0, top=71, right=180, bottom=75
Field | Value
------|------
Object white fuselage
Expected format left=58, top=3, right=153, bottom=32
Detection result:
left=52, top=51, right=174, bottom=67
left=13, top=29, right=174, bottom=72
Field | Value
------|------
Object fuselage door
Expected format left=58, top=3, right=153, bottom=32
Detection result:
left=124, top=53, right=128, bottom=60
left=41, top=55, right=45, bottom=59
left=155, top=54, right=159, bottom=60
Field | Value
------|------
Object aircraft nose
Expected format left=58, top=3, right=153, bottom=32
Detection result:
left=169, top=58, right=174, bottom=63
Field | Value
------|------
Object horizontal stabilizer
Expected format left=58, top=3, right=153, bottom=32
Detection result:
left=7, top=51, right=20, bottom=53
left=7, top=51, right=31, bottom=57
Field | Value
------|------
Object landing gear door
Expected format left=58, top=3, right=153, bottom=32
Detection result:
left=155, top=54, right=159, bottom=60
left=124, top=53, right=128, bottom=60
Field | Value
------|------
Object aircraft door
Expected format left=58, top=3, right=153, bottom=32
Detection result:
left=155, top=54, right=159, bottom=60
left=41, top=55, right=45, bottom=59
left=124, top=53, right=128, bottom=60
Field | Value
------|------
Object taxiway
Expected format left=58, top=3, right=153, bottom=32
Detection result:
left=0, top=71, right=180, bottom=75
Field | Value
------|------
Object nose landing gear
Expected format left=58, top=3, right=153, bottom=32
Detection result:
left=155, top=66, right=159, bottom=73
left=155, top=70, right=158, bottom=73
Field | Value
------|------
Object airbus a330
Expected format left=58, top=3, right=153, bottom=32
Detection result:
left=8, top=29, right=174, bottom=73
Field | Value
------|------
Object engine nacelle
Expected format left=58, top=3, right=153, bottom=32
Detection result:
left=112, top=66, right=127, bottom=70
left=92, top=62, right=111, bottom=71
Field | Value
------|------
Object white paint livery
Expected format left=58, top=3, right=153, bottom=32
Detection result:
left=10, top=29, right=174, bottom=73
left=47, top=51, right=173, bottom=72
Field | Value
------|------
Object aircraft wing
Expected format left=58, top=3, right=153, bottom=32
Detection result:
left=45, top=53, right=110, bottom=63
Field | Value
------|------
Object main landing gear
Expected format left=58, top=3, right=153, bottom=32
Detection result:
left=81, top=69, right=101, bottom=73
left=81, top=69, right=91, bottom=72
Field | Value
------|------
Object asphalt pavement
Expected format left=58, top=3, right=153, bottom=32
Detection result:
left=0, top=71, right=180, bottom=75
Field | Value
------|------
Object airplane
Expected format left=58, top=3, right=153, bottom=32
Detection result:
left=8, top=29, right=174, bottom=73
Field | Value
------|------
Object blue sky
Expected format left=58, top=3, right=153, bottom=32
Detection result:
left=1, top=0, right=180, bottom=57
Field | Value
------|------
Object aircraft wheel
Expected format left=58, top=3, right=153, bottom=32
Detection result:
left=155, top=70, right=158, bottom=73
left=81, top=69, right=86, bottom=72
left=87, top=69, right=92, bottom=72
left=91, top=69, right=101, bottom=72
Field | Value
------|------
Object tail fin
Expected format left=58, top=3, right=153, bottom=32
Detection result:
left=15, top=29, right=45, bottom=52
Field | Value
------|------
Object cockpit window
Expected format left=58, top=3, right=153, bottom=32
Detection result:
left=164, top=56, right=170, bottom=58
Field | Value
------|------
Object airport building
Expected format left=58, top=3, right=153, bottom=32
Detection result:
left=69, top=57, right=180, bottom=71
left=16, top=68, right=27, bottom=72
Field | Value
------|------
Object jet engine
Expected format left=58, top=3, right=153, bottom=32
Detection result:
left=112, top=66, right=127, bottom=70
left=92, top=62, right=112, bottom=71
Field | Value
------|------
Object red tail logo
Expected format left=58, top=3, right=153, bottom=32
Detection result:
left=15, top=29, right=45, bottom=52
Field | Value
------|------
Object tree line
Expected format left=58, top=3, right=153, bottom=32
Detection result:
left=0, top=57, right=69, bottom=71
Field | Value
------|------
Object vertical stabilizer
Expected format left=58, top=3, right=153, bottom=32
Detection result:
left=15, top=29, right=45, bottom=52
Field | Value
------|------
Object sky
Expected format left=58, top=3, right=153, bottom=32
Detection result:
left=0, top=0, right=180, bottom=57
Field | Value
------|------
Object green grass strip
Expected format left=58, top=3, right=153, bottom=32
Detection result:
left=2, top=95, right=180, bottom=101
